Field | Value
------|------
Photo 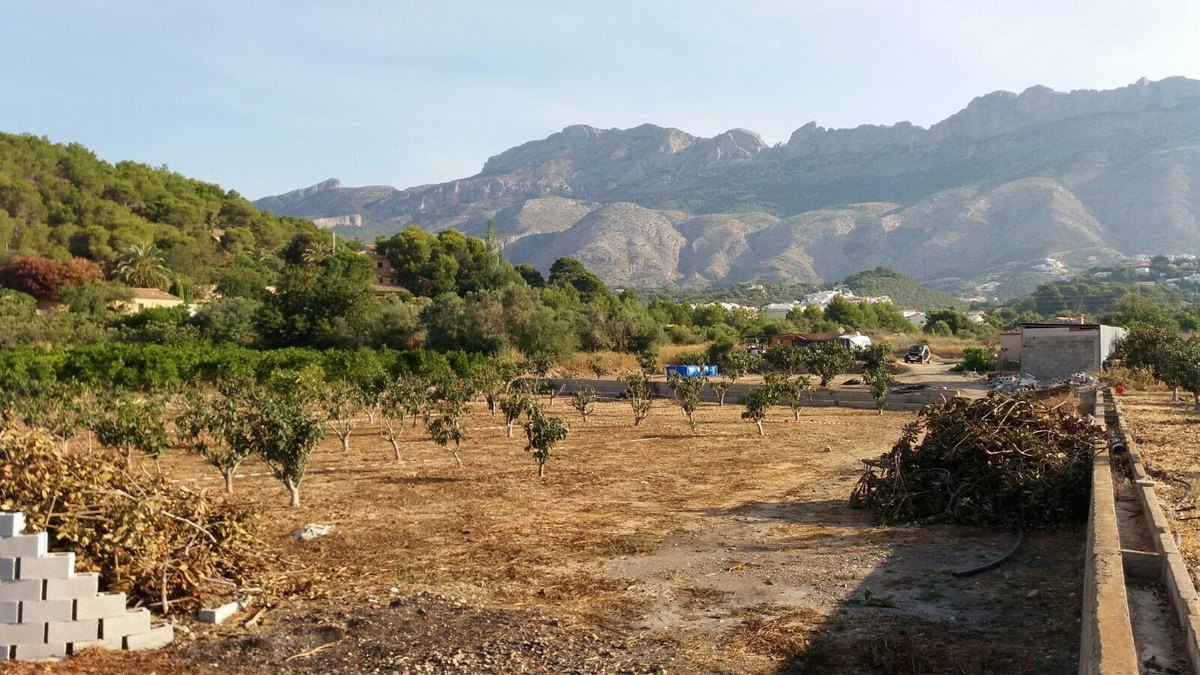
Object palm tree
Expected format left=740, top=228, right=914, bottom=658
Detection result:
left=115, top=243, right=171, bottom=289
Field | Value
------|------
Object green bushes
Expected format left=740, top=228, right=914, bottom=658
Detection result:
left=959, top=346, right=994, bottom=372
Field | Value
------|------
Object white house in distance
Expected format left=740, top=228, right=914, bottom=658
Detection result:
left=120, top=288, right=184, bottom=314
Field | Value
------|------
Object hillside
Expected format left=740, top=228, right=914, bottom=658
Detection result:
left=256, top=77, right=1200, bottom=297
left=0, top=133, right=318, bottom=281
left=842, top=268, right=967, bottom=310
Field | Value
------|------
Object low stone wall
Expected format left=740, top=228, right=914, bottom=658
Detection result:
left=541, top=378, right=963, bottom=413
left=0, top=512, right=173, bottom=661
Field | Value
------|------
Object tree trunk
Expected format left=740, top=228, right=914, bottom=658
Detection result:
left=538, top=462, right=546, bottom=478
left=366, top=410, right=376, bottom=424
left=124, top=446, right=133, bottom=465
left=389, top=436, right=402, bottom=460
left=223, top=468, right=235, bottom=494
left=1174, top=386, right=1180, bottom=402
left=755, top=420, right=764, bottom=437
left=581, top=411, right=588, bottom=423
left=506, top=422, right=514, bottom=438
left=285, top=478, right=300, bottom=507
left=793, top=410, right=800, bottom=422
left=717, top=393, right=726, bottom=407
left=1193, top=393, right=1200, bottom=411
left=339, top=433, right=351, bottom=452
left=452, top=443, right=462, bottom=467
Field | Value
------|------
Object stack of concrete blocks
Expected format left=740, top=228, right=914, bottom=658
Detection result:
left=0, top=512, right=174, bottom=661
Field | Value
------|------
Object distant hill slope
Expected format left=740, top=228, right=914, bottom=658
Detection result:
left=256, top=77, right=1200, bottom=297
left=842, top=268, right=967, bottom=310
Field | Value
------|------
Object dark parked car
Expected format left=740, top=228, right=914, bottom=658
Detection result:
left=904, top=344, right=932, bottom=364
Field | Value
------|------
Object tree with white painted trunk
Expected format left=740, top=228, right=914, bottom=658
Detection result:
left=500, top=394, right=535, bottom=437
left=571, top=385, right=596, bottom=422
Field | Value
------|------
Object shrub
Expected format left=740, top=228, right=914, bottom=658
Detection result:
left=959, top=346, right=994, bottom=372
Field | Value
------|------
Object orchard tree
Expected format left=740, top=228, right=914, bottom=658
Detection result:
left=378, top=378, right=409, bottom=460
left=236, top=393, right=325, bottom=507
left=500, top=394, right=535, bottom=437
left=323, top=382, right=358, bottom=452
left=801, top=342, right=854, bottom=387
left=710, top=379, right=732, bottom=407
left=477, top=359, right=520, bottom=415
left=667, top=374, right=706, bottom=430
left=19, top=381, right=86, bottom=452
left=765, top=372, right=811, bottom=421
left=860, top=343, right=893, bottom=414
left=587, top=356, right=609, bottom=379
left=425, top=399, right=467, bottom=467
left=523, top=404, right=569, bottom=478
left=741, top=387, right=777, bottom=437
left=571, top=385, right=597, bottom=422
left=397, top=376, right=431, bottom=428
left=93, top=394, right=171, bottom=466
left=176, top=391, right=247, bottom=493
left=623, top=372, right=655, bottom=426
left=764, top=345, right=806, bottom=375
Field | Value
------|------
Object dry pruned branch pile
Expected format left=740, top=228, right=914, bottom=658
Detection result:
left=850, top=394, right=1099, bottom=529
left=0, top=427, right=271, bottom=614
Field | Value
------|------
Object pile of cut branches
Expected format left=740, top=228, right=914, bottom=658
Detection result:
left=0, top=427, right=273, bottom=614
left=850, top=393, right=1099, bottom=529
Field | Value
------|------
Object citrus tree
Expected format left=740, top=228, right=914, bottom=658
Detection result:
left=571, top=385, right=597, bottom=422
left=425, top=399, right=467, bottom=467
left=93, top=394, right=171, bottom=466
left=860, top=343, right=893, bottom=414
left=234, top=392, right=325, bottom=507
left=800, top=342, right=854, bottom=387
left=523, top=403, right=569, bottom=478
left=500, top=394, right=535, bottom=437
left=323, top=381, right=358, bottom=451
left=741, top=387, right=777, bottom=437
left=667, top=374, right=706, bottom=430
left=623, top=372, right=655, bottom=426
left=176, top=390, right=248, bottom=493
left=765, top=372, right=811, bottom=421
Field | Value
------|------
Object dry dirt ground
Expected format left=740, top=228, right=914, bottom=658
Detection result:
left=14, top=397, right=1080, bottom=674
left=1114, top=392, right=1200, bottom=588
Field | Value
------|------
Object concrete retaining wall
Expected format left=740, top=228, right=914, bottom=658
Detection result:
left=0, top=512, right=173, bottom=661
left=1079, top=426, right=1140, bottom=674
left=1106, top=395, right=1200, bottom=674
left=541, top=378, right=963, bottom=413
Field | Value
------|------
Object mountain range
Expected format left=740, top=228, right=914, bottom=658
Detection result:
left=254, top=77, right=1200, bottom=298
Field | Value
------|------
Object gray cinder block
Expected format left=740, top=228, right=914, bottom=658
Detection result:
left=19, top=598, right=73, bottom=623
left=0, top=533, right=47, bottom=559
left=44, top=573, right=97, bottom=601
left=0, top=600, right=19, bottom=623
left=75, top=592, right=128, bottom=621
left=100, top=608, right=150, bottom=639
left=124, top=623, right=173, bottom=651
left=18, top=553, right=74, bottom=580
left=0, top=558, right=14, bottom=582
left=68, top=635, right=124, bottom=654
left=11, top=642, right=65, bottom=661
left=0, top=580, right=44, bottom=602
left=46, top=619, right=99, bottom=644
left=0, top=513, right=25, bottom=538
left=0, top=621, right=45, bottom=645
left=197, top=600, right=240, bottom=624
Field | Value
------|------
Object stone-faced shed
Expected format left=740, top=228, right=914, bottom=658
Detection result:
left=1018, top=322, right=1126, bottom=381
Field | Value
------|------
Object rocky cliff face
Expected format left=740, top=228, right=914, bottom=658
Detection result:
left=255, top=77, right=1200, bottom=296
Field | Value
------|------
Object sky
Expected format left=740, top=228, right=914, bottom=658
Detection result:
left=1, top=1, right=1198, bottom=200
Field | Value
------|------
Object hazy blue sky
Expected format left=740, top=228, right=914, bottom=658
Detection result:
left=2, top=1, right=1197, bottom=199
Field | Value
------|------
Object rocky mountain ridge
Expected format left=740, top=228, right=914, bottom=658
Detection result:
left=255, top=77, right=1200, bottom=297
